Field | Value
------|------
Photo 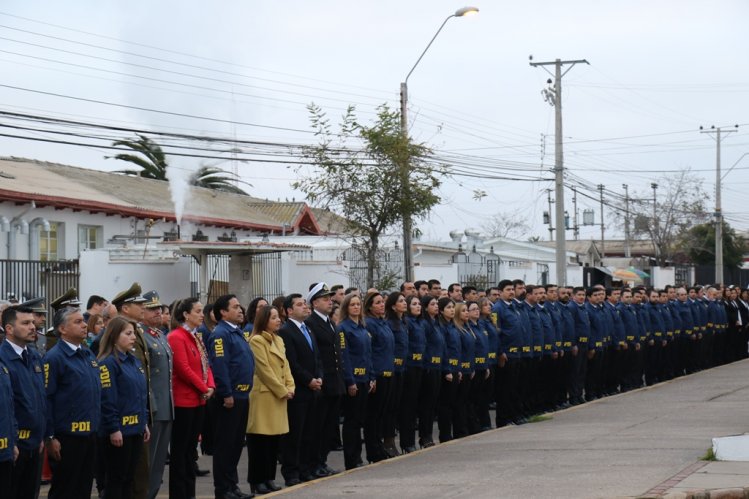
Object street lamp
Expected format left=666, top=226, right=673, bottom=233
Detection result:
left=399, top=6, right=478, bottom=281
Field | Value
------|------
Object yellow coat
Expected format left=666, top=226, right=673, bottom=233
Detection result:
left=247, top=331, right=295, bottom=435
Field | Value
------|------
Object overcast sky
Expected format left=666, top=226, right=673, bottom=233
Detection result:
left=1, top=0, right=747, bottom=243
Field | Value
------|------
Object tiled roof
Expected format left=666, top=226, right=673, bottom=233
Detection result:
left=0, top=157, right=335, bottom=234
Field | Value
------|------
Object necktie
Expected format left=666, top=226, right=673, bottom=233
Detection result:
left=326, top=318, right=335, bottom=332
left=21, top=349, right=29, bottom=366
left=300, top=323, right=313, bottom=350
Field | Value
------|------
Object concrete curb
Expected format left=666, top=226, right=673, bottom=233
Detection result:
left=637, top=487, right=749, bottom=498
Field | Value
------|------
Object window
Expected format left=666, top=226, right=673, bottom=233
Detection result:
left=78, top=225, right=103, bottom=252
left=39, top=222, right=62, bottom=261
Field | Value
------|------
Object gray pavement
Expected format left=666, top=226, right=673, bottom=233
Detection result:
left=275, top=359, right=749, bottom=499
left=38, top=358, right=749, bottom=498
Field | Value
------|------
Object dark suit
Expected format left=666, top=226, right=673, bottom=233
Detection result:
left=278, top=320, right=322, bottom=482
left=305, top=311, right=345, bottom=471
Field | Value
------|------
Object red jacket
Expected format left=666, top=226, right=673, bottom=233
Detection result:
left=168, top=326, right=215, bottom=408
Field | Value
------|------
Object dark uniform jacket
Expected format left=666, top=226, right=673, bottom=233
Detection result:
left=305, top=310, right=345, bottom=396
left=0, top=341, right=46, bottom=450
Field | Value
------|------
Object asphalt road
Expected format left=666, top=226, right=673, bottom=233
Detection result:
left=39, top=358, right=749, bottom=498
left=275, top=358, right=749, bottom=499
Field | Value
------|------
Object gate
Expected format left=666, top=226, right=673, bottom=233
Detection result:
left=0, top=259, right=80, bottom=313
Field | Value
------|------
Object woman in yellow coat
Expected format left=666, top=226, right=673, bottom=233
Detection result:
left=246, top=305, right=295, bottom=495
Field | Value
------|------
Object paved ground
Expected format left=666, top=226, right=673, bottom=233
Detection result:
left=39, top=358, right=749, bottom=498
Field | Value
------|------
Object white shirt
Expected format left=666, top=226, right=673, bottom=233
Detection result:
left=7, top=340, right=25, bottom=358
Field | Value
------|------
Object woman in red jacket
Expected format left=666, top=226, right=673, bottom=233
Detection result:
left=168, top=297, right=215, bottom=499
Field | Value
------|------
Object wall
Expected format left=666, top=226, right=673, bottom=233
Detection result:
left=79, top=249, right=192, bottom=305
left=651, top=266, right=676, bottom=288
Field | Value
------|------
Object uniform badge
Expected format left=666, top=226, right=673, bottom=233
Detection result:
left=34, top=364, right=42, bottom=373
left=91, top=360, right=98, bottom=367
left=2, top=366, right=7, bottom=374
left=139, top=367, right=145, bottom=374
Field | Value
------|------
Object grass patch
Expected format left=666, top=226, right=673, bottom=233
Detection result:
left=527, top=414, right=553, bottom=423
left=701, top=447, right=717, bottom=461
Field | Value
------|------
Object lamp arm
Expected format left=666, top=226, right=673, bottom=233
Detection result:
left=404, top=14, right=455, bottom=84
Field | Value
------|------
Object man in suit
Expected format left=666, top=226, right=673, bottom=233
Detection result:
left=278, top=294, right=322, bottom=486
left=305, top=283, right=345, bottom=477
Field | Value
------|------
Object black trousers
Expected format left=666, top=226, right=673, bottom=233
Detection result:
left=246, top=434, right=280, bottom=485
left=384, top=372, right=404, bottom=440
left=0, top=459, right=12, bottom=496
left=342, top=382, right=368, bottom=470
left=212, top=397, right=249, bottom=495
left=417, top=369, right=440, bottom=443
left=281, top=396, right=317, bottom=481
left=569, top=347, right=587, bottom=403
left=48, top=434, right=96, bottom=499
left=470, top=368, right=492, bottom=431
left=314, top=394, right=341, bottom=469
left=454, top=373, right=473, bottom=438
left=11, top=446, right=41, bottom=499
left=437, top=373, right=459, bottom=442
left=171, top=406, right=205, bottom=499
left=102, top=434, right=143, bottom=499
left=364, top=375, right=393, bottom=461
left=585, top=350, right=603, bottom=400
left=399, top=366, right=422, bottom=449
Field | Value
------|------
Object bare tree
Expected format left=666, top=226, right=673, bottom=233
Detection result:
left=627, top=169, right=710, bottom=265
left=481, top=209, right=532, bottom=240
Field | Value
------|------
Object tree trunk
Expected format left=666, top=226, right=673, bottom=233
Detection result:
left=366, top=233, right=379, bottom=290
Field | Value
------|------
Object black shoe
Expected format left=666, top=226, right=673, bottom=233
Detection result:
left=321, top=464, right=339, bottom=475
left=195, top=467, right=210, bottom=477
left=234, top=488, right=254, bottom=499
left=217, top=490, right=250, bottom=499
left=251, top=483, right=271, bottom=495
left=300, top=472, right=316, bottom=482
left=332, top=444, right=343, bottom=451
left=285, top=478, right=301, bottom=487
left=402, top=445, right=417, bottom=454
left=313, top=467, right=330, bottom=478
left=265, top=480, right=281, bottom=492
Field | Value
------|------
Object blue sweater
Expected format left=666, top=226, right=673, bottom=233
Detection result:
left=365, top=317, right=395, bottom=377
left=405, top=316, right=427, bottom=368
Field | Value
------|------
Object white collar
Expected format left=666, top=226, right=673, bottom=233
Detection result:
left=313, top=309, right=329, bottom=322
left=61, top=339, right=80, bottom=352
left=7, top=340, right=25, bottom=358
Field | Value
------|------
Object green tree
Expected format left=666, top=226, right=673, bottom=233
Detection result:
left=111, top=134, right=168, bottom=180
left=295, top=104, right=444, bottom=287
left=683, top=221, right=745, bottom=268
left=108, top=134, right=249, bottom=194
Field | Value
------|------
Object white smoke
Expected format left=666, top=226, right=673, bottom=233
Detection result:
left=166, top=158, right=200, bottom=226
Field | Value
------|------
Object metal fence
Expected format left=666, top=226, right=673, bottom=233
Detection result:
left=343, top=245, right=404, bottom=291
left=453, top=246, right=501, bottom=289
left=188, top=253, right=284, bottom=303
left=695, top=265, right=749, bottom=287
left=0, top=259, right=80, bottom=313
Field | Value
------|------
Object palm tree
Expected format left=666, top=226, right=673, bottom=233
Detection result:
left=191, top=165, right=251, bottom=195
left=109, top=134, right=249, bottom=195
left=110, top=134, right=168, bottom=180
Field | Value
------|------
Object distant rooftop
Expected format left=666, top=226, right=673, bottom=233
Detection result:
left=0, top=157, right=348, bottom=235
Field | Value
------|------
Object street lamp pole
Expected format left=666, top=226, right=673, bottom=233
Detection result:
left=399, top=6, right=478, bottom=281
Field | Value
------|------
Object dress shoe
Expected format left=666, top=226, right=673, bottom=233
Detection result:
left=195, top=467, right=211, bottom=477
left=285, top=478, right=301, bottom=487
left=265, top=480, right=281, bottom=492
left=402, top=445, right=417, bottom=454
left=300, top=472, right=316, bottom=482
left=321, top=464, right=339, bottom=475
left=313, top=467, right=331, bottom=478
left=233, top=488, right=254, bottom=499
left=251, top=483, right=271, bottom=495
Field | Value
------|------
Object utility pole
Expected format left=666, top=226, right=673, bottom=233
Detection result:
left=651, top=182, right=659, bottom=264
left=530, top=57, right=589, bottom=286
left=546, top=189, right=554, bottom=241
left=598, top=184, right=605, bottom=259
left=701, top=125, right=738, bottom=284
left=623, top=184, right=631, bottom=258
left=572, top=187, right=579, bottom=240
